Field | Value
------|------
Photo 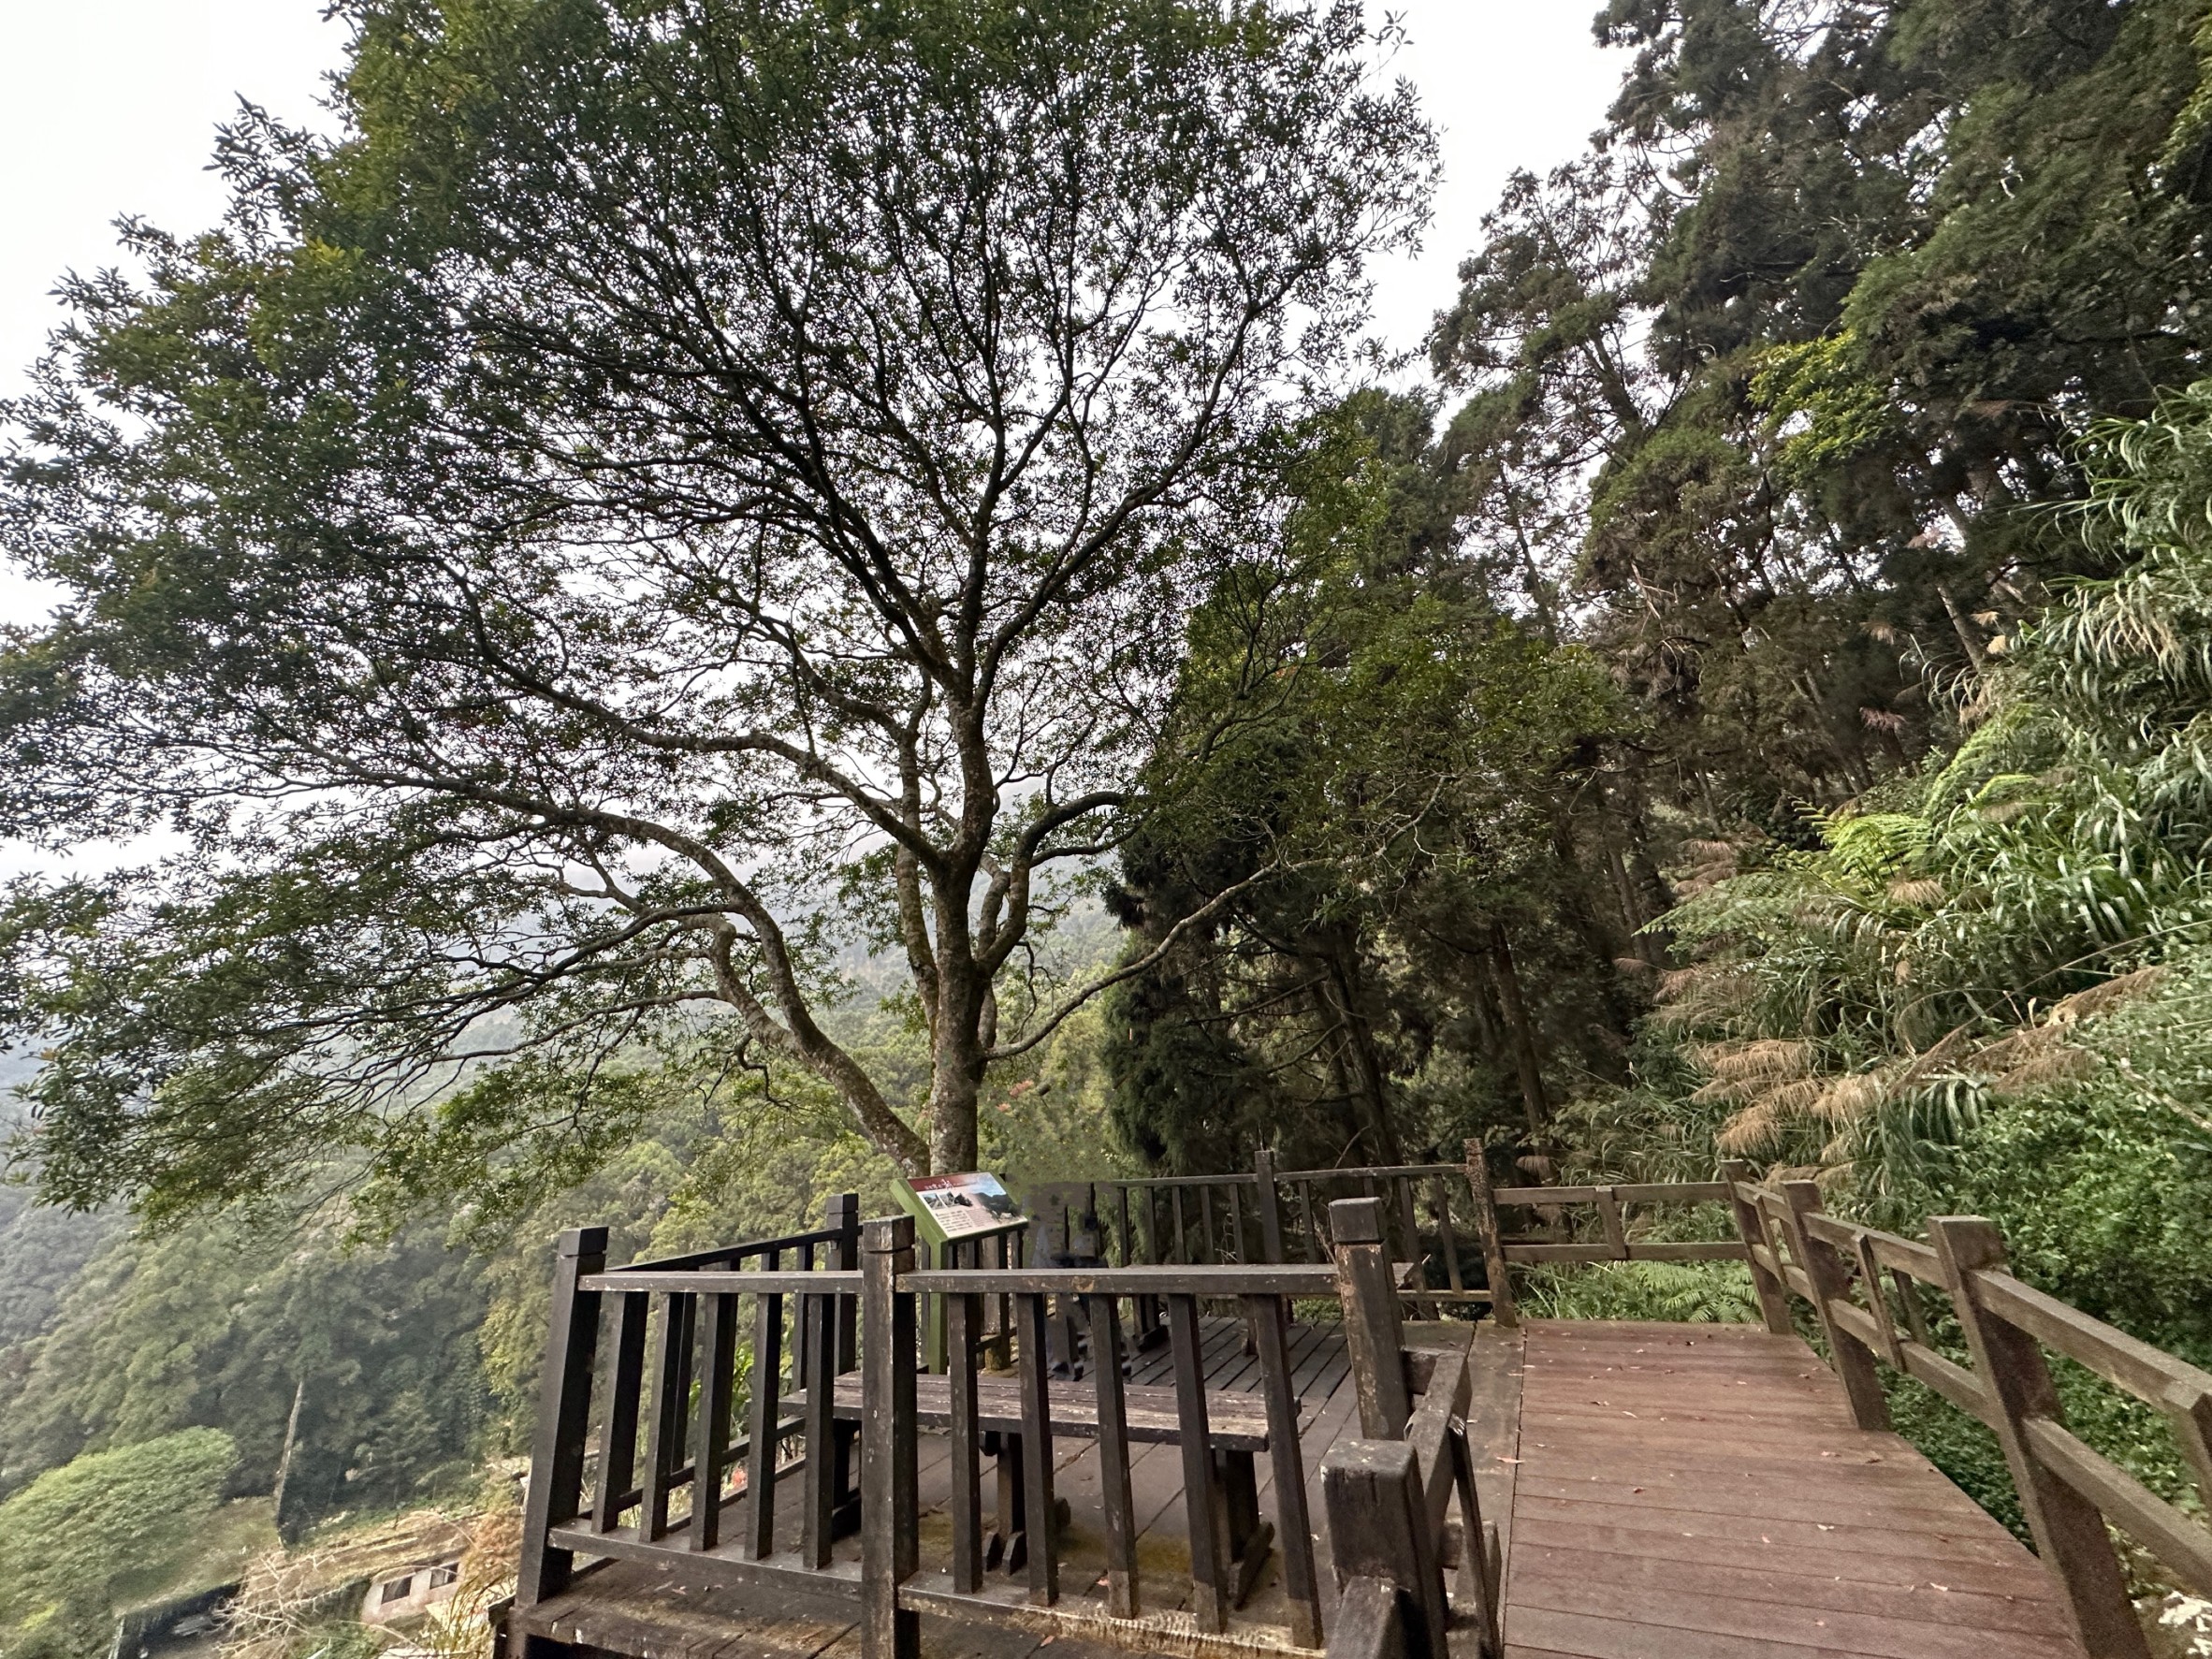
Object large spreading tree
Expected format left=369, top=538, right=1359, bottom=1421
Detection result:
left=0, top=0, right=1433, bottom=1211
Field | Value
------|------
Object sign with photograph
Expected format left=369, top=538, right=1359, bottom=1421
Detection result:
left=900, top=1171, right=1024, bottom=1242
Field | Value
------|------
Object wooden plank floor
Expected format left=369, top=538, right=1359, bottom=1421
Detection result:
left=1494, top=1320, right=2086, bottom=1659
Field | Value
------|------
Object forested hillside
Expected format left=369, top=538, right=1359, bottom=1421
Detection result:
left=0, top=0, right=2210, bottom=1652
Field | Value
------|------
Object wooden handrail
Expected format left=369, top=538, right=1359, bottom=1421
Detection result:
left=614, top=1222, right=855, bottom=1273
left=581, top=1269, right=863, bottom=1294
left=1727, top=1182, right=2212, bottom=1656
left=1969, top=1268, right=2212, bottom=1407
left=903, top=1264, right=1339, bottom=1296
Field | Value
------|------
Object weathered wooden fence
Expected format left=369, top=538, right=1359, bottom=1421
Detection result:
left=1730, top=1169, right=2212, bottom=1659
left=512, top=1186, right=1505, bottom=1659
left=517, top=1201, right=866, bottom=1608
left=513, top=1166, right=2212, bottom=1659
left=1041, top=1142, right=1755, bottom=1322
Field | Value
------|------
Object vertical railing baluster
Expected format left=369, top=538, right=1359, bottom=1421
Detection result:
left=1171, top=1186, right=1187, bottom=1264
left=1086, top=1294, right=1139, bottom=1617
left=1432, top=1176, right=1464, bottom=1304
left=793, top=1238, right=815, bottom=1390
left=830, top=1193, right=862, bottom=1524
left=1394, top=1176, right=1427, bottom=1318
left=1168, top=1291, right=1229, bottom=1632
left=996, top=1230, right=1016, bottom=1369
left=1254, top=1151, right=1287, bottom=1265
left=1246, top=1292, right=1320, bottom=1647
left=802, top=1288, right=837, bottom=1567
left=691, top=1279, right=738, bottom=1550
left=745, top=1250, right=786, bottom=1557
left=948, top=1288, right=984, bottom=1592
left=593, top=1288, right=648, bottom=1533
left=639, top=1290, right=693, bottom=1540
left=1300, top=1180, right=1320, bottom=1263
left=1200, top=1184, right=1218, bottom=1264
left=1015, top=1291, right=1059, bottom=1605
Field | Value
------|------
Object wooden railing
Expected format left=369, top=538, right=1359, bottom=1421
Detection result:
left=1729, top=1168, right=2212, bottom=1659
left=515, top=1200, right=865, bottom=1608
left=517, top=1164, right=2212, bottom=1659
left=886, top=1241, right=1340, bottom=1650
left=513, top=1194, right=1503, bottom=1659
left=1038, top=1143, right=1752, bottom=1324
left=1317, top=1195, right=1503, bottom=1659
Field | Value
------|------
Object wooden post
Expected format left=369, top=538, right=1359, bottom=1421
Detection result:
left=1086, top=1294, right=1140, bottom=1618
left=1779, top=1182, right=1890, bottom=1431
left=1170, top=1292, right=1232, bottom=1632
left=1720, top=1159, right=1792, bottom=1334
left=862, top=1216, right=920, bottom=1659
left=1320, top=1439, right=1448, bottom=1659
left=1254, top=1149, right=1288, bottom=1264
left=1246, top=1293, right=1321, bottom=1648
left=1462, top=1142, right=1516, bottom=1329
left=517, top=1226, right=605, bottom=1608
left=1332, top=1197, right=1411, bottom=1439
left=1930, top=1217, right=2149, bottom=1659
left=828, top=1193, right=862, bottom=1521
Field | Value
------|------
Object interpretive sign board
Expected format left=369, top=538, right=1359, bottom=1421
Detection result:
left=900, top=1171, right=1024, bottom=1244
left=895, top=1171, right=1027, bottom=1373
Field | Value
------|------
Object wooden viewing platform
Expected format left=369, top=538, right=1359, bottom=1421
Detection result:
left=501, top=1160, right=2212, bottom=1659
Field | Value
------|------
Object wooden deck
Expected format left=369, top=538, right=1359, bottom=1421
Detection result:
left=510, top=1315, right=2086, bottom=1659
left=1493, top=1321, right=2084, bottom=1659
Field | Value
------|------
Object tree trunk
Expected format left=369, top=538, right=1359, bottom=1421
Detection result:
left=1484, top=922, right=1551, bottom=1142
left=272, top=1375, right=306, bottom=1524
left=926, top=978, right=987, bottom=1175
left=1321, top=943, right=1404, bottom=1168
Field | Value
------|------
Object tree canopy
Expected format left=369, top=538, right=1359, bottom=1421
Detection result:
left=0, top=0, right=1434, bottom=1210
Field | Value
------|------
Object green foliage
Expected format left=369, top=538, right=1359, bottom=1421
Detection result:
left=1592, top=381, right=2212, bottom=1541
left=1522, top=1260, right=1762, bottom=1325
left=0, top=1216, right=488, bottom=1535
left=1104, top=395, right=1641, bottom=1173
left=0, top=0, right=1436, bottom=1211
left=0, top=1429, right=235, bottom=1659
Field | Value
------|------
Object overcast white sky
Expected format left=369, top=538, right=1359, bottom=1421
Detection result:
left=0, top=0, right=1623, bottom=626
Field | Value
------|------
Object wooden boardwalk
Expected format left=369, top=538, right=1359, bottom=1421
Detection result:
left=511, top=1315, right=2086, bottom=1659
left=1490, top=1321, right=2084, bottom=1659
